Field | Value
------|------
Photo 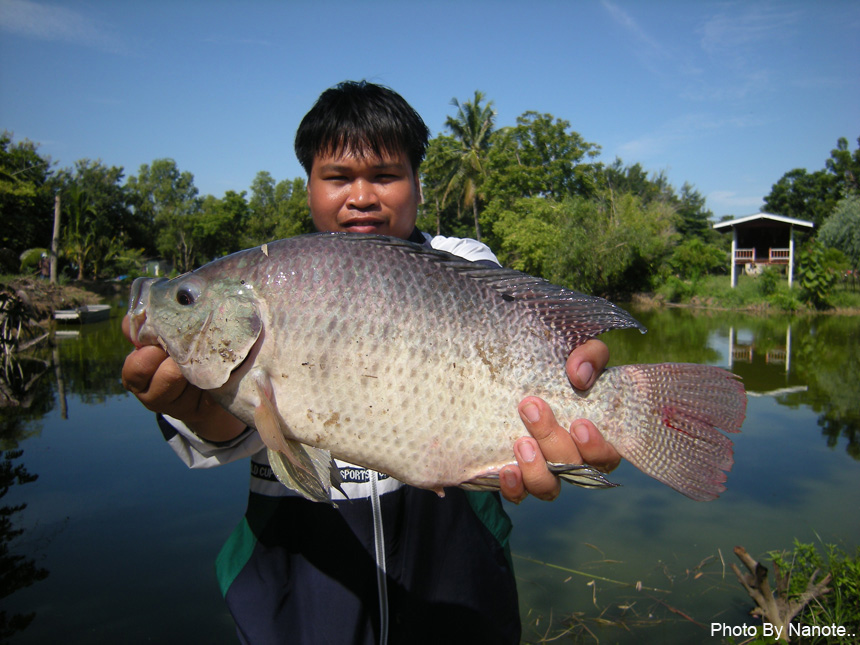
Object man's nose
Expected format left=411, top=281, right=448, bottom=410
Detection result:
left=346, top=178, right=379, bottom=209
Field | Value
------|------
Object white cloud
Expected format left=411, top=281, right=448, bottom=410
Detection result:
left=698, top=4, right=800, bottom=59
left=0, top=0, right=126, bottom=53
left=618, top=113, right=763, bottom=160
left=600, top=0, right=668, bottom=60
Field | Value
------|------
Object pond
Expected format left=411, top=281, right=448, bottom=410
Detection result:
left=2, top=303, right=859, bottom=644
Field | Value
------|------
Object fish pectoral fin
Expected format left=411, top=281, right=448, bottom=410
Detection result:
left=252, top=375, right=335, bottom=504
left=548, top=463, right=619, bottom=490
left=267, top=447, right=337, bottom=506
left=460, top=464, right=618, bottom=492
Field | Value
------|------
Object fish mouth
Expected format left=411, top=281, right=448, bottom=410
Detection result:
left=128, top=277, right=165, bottom=347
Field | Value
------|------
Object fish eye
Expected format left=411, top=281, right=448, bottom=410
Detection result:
left=176, top=287, right=198, bottom=306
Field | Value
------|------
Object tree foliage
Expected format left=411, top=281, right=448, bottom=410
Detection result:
left=489, top=192, right=677, bottom=295
left=667, top=237, right=726, bottom=281
left=243, top=172, right=312, bottom=247
left=0, top=132, right=54, bottom=255
left=763, top=136, right=859, bottom=228
left=484, top=111, right=601, bottom=207
left=797, top=242, right=838, bottom=309
left=819, top=195, right=860, bottom=271
left=439, top=91, right=496, bottom=241
left=57, top=159, right=138, bottom=279
left=126, top=159, right=200, bottom=273
left=10, top=94, right=848, bottom=307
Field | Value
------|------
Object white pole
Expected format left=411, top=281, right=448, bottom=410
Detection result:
left=788, top=225, right=795, bottom=288
left=728, top=326, right=735, bottom=369
left=730, top=227, right=737, bottom=288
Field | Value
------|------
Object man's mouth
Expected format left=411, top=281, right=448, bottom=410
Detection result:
left=342, top=218, right=386, bottom=234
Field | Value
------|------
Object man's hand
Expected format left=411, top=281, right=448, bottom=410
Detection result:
left=121, top=315, right=246, bottom=442
left=500, top=339, right=622, bottom=503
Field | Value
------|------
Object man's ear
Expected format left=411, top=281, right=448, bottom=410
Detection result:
left=415, top=174, right=424, bottom=205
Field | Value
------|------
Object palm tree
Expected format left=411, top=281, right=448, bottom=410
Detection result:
left=62, top=185, right=97, bottom=280
left=442, top=91, right=496, bottom=241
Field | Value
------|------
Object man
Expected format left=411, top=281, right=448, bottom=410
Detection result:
left=122, top=81, right=619, bottom=644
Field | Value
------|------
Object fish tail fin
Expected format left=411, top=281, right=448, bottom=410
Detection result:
left=601, top=363, right=746, bottom=501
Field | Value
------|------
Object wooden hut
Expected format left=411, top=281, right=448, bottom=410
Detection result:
left=713, top=213, right=814, bottom=288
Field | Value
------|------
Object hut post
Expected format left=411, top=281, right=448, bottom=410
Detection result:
left=787, top=224, right=795, bottom=288
left=730, top=227, right=738, bottom=288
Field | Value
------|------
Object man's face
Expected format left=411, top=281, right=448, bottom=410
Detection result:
left=307, top=148, right=421, bottom=240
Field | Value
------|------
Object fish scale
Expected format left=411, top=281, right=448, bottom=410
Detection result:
left=129, top=233, right=747, bottom=502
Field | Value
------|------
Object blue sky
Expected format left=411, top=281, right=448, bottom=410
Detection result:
left=1, top=0, right=858, bottom=220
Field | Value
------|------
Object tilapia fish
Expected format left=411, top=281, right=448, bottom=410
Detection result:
left=128, top=233, right=746, bottom=503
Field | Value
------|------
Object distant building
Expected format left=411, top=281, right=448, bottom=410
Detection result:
left=144, top=260, right=173, bottom=277
left=713, top=213, right=814, bottom=288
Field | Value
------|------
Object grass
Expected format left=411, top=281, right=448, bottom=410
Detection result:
left=726, top=539, right=860, bottom=645
left=653, top=272, right=860, bottom=313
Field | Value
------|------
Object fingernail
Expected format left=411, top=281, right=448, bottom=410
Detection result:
left=521, top=403, right=540, bottom=424
left=517, top=440, right=536, bottom=463
left=573, top=422, right=590, bottom=444
left=501, top=468, right=518, bottom=489
left=576, top=362, right=594, bottom=388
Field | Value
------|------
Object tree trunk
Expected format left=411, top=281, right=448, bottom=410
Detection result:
left=50, top=194, right=61, bottom=283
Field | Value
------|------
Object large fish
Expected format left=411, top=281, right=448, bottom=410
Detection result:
left=128, top=233, right=746, bottom=503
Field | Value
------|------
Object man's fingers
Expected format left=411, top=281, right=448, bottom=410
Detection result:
left=514, top=397, right=582, bottom=501
left=512, top=438, right=560, bottom=501
left=122, top=346, right=167, bottom=394
left=122, top=347, right=189, bottom=411
left=518, top=397, right=582, bottom=464
left=499, top=465, right=527, bottom=504
left=566, top=338, right=610, bottom=390
left=569, top=418, right=622, bottom=473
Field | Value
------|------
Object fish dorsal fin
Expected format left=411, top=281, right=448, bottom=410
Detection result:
left=443, top=264, right=647, bottom=352
left=329, top=233, right=647, bottom=353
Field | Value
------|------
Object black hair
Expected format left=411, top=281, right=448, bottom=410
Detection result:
left=294, top=80, right=430, bottom=175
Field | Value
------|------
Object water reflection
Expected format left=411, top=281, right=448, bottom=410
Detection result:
left=511, top=307, right=860, bottom=643
left=604, top=309, right=860, bottom=459
left=1, top=305, right=858, bottom=643
left=0, top=449, right=49, bottom=640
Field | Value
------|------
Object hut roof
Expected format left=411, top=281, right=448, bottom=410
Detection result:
left=713, top=212, right=814, bottom=230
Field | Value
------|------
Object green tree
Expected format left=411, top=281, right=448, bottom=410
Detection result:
left=797, top=241, right=837, bottom=309
left=58, top=159, right=142, bottom=278
left=418, top=135, right=463, bottom=236
left=819, top=195, right=860, bottom=270
left=763, top=136, right=859, bottom=228
left=489, top=192, right=677, bottom=295
left=126, top=159, right=200, bottom=272
left=441, top=91, right=496, bottom=241
left=825, top=136, right=860, bottom=196
left=484, top=112, right=601, bottom=208
left=272, top=177, right=312, bottom=240
left=763, top=168, right=836, bottom=228
left=667, top=237, right=725, bottom=280
left=0, top=132, right=54, bottom=256
left=198, top=190, right=249, bottom=260
left=675, top=182, right=715, bottom=241
left=61, top=185, right=97, bottom=280
left=243, top=173, right=311, bottom=246
left=603, top=158, right=673, bottom=205
left=246, top=171, right=279, bottom=243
